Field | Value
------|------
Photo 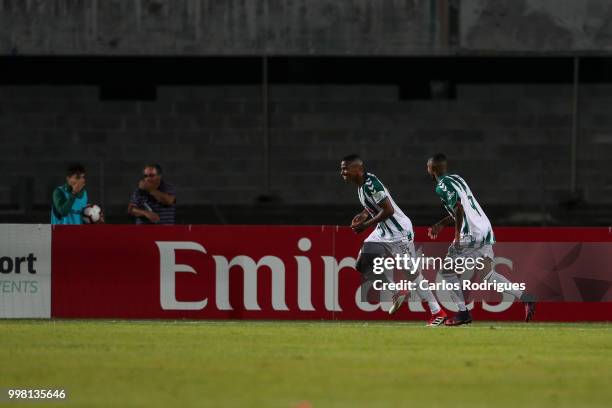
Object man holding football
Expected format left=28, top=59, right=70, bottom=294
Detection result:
left=51, top=163, right=88, bottom=225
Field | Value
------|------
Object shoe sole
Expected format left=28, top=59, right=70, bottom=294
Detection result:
left=388, top=294, right=407, bottom=315
left=427, top=316, right=447, bottom=327
left=445, top=319, right=472, bottom=326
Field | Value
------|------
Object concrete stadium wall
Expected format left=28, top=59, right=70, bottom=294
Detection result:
left=0, top=83, right=609, bottom=210
left=461, top=0, right=612, bottom=53
left=3, top=0, right=612, bottom=55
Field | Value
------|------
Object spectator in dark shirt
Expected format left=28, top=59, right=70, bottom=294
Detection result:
left=128, top=164, right=176, bottom=224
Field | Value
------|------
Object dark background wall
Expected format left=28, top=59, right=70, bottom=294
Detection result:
left=1, top=57, right=609, bottom=225
left=0, top=1, right=610, bottom=225
left=4, top=1, right=612, bottom=55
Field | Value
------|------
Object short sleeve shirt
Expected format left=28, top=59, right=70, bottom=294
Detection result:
left=129, top=180, right=176, bottom=224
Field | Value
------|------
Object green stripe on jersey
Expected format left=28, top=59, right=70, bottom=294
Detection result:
left=382, top=221, right=393, bottom=236
left=361, top=186, right=392, bottom=236
left=448, top=175, right=468, bottom=192
left=388, top=215, right=404, bottom=232
left=366, top=175, right=385, bottom=192
left=446, top=177, right=465, bottom=194
left=361, top=190, right=380, bottom=214
left=462, top=219, right=470, bottom=235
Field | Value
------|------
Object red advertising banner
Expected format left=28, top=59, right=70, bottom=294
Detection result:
left=51, top=225, right=612, bottom=321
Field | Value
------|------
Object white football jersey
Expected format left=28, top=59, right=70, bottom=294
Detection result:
left=358, top=172, right=414, bottom=243
left=435, top=174, right=494, bottom=245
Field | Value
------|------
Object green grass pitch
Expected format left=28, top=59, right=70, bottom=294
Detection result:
left=1, top=320, right=611, bottom=407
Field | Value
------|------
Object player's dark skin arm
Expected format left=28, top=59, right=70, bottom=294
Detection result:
left=352, top=198, right=394, bottom=233
left=428, top=215, right=454, bottom=239
left=351, top=209, right=370, bottom=226
left=427, top=205, right=464, bottom=240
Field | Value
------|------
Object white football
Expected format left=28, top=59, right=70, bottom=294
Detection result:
left=82, top=204, right=102, bottom=224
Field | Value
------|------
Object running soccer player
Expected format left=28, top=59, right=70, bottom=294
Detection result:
left=426, top=153, right=536, bottom=325
left=340, top=154, right=447, bottom=326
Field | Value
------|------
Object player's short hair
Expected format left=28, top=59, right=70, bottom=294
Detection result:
left=66, top=163, right=86, bottom=177
left=431, top=153, right=447, bottom=164
left=341, top=154, right=362, bottom=163
left=143, top=163, right=163, bottom=175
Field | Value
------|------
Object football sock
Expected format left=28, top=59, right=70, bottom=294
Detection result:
left=413, top=275, right=442, bottom=314
left=484, top=271, right=523, bottom=299
left=442, top=273, right=467, bottom=311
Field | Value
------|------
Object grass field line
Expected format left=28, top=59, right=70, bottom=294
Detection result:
left=2, top=319, right=610, bottom=330
left=2, top=318, right=610, bottom=407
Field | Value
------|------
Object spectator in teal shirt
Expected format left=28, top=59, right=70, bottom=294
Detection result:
left=51, top=163, right=88, bottom=225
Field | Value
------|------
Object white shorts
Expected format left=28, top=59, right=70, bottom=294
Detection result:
left=446, top=242, right=494, bottom=261
left=359, top=237, right=415, bottom=258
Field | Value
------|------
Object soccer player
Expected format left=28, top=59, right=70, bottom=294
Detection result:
left=51, top=163, right=88, bottom=225
left=426, top=153, right=536, bottom=325
left=340, top=154, right=447, bottom=326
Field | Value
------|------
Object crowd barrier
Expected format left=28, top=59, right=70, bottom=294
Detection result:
left=2, top=224, right=611, bottom=321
